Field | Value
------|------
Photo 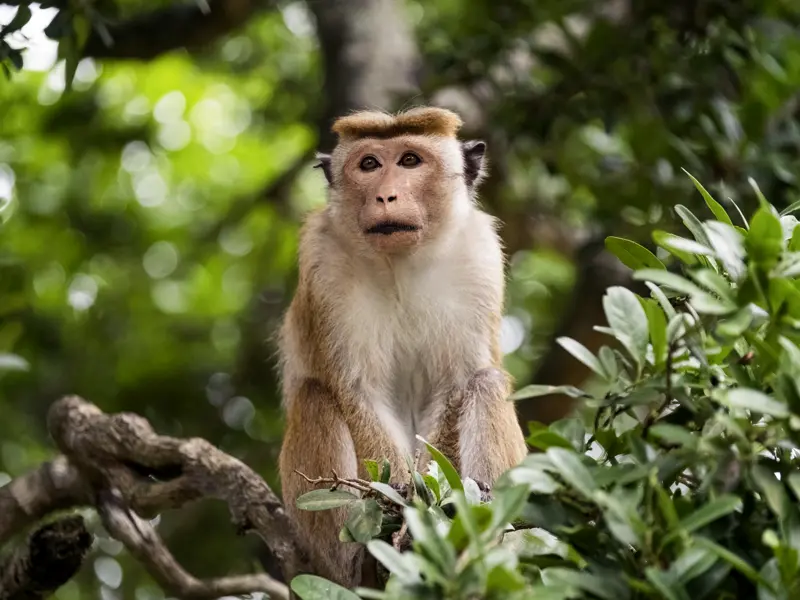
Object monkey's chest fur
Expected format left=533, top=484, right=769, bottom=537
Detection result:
left=332, top=257, right=496, bottom=459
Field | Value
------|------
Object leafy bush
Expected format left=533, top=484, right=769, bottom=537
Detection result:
left=291, top=173, right=800, bottom=599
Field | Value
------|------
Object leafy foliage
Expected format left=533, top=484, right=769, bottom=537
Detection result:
left=294, top=175, right=800, bottom=599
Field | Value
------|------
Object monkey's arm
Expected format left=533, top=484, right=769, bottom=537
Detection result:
left=434, top=368, right=528, bottom=485
left=278, top=379, right=363, bottom=587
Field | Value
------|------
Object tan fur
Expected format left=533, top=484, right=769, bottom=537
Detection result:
left=331, top=106, right=464, bottom=141
left=278, top=107, right=527, bottom=588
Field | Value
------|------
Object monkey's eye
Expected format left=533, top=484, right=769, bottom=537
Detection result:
left=359, top=156, right=380, bottom=171
left=399, top=152, right=422, bottom=167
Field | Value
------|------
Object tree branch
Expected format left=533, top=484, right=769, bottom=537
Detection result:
left=82, top=0, right=273, bottom=60
left=0, top=516, right=92, bottom=600
left=98, top=490, right=287, bottom=600
left=0, top=396, right=312, bottom=599
left=0, top=456, right=91, bottom=543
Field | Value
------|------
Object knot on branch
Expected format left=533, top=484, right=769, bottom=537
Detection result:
left=0, top=515, right=92, bottom=600
left=27, top=516, right=93, bottom=586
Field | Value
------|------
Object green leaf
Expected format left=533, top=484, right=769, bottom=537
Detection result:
left=704, top=221, right=747, bottom=280
left=503, top=463, right=560, bottom=494
left=722, top=388, right=790, bottom=418
left=645, top=567, right=691, bottom=600
left=780, top=215, right=798, bottom=242
left=649, top=424, right=698, bottom=448
left=296, top=489, right=360, bottom=511
left=489, top=484, right=529, bottom=532
left=418, top=436, right=463, bottom=491
left=7, top=48, right=22, bottom=71
left=780, top=199, right=800, bottom=217
left=540, top=568, right=627, bottom=600
left=646, top=281, right=677, bottom=320
left=747, top=207, right=784, bottom=265
left=509, top=384, right=590, bottom=401
left=604, top=236, right=666, bottom=270
left=369, top=482, right=407, bottom=506
left=790, top=226, right=800, bottom=252
left=422, top=474, right=441, bottom=502
left=675, top=204, right=713, bottom=246
left=653, top=482, right=680, bottom=531
left=344, top=499, right=382, bottom=543
left=364, top=459, right=380, bottom=481
left=688, top=269, right=734, bottom=301
left=380, top=459, right=391, bottom=483
left=603, top=286, right=649, bottom=371
left=787, top=473, right=800, bottom=503
left=290, top=574, right=361, bottom=600
left=748, top=177, right=771, bottom=210
left=526, top=428, right=575, bottom=451
left=409, top=468, right=433, bottom=505
left=403, top=506, right=456, bottom=573
left=751, top=466, right=790, bottom=523
left=683, top=168, right=733, bottom=225
left=633, top=269, right=705, bottom=296
left=556, top=337, right=607, bottom=379
left=672, top=546, right=719, bottom=584
left=693, top=536, right=766, bottom=584
left=546, top=447, right=597, bottom=498
left=366, top=540, right=421, bottom=583
left=689, top=291, right=738, bottom=316
left=716, top=307, right=753, bottom=338
left=653, top=230, right=712, bottom=263
left=677, top=495, right=741, bottom=535
left=2, top=4, right=32, bottom=35
left=598, top=346, right=620, bottom=382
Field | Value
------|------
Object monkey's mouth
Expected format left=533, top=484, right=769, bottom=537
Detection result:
left=366, top=221, right=420, bottom=236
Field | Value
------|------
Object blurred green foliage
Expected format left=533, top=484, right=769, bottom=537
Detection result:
left=1, top=0, right=800, bottom=598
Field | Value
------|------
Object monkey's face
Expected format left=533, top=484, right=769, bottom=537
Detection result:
left=332, top=136, right=461, bottom=255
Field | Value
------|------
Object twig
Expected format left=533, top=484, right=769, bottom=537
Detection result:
left=293, top=470, right=373, bottom=494
left=97, top=489, right=288, bottom=600
left=0, top=515, right=92, bottom=600
left=391, top=520, right=409, bottom=553
left=643, top=341, right=675, bottom=437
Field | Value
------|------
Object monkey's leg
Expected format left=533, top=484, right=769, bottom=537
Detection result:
left=455, top=367, right=529, bottom=484
left=278, top=379, right=363, bottom=588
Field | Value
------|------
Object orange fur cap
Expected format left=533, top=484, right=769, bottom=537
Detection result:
left=331, top=106, right=464, bottom=141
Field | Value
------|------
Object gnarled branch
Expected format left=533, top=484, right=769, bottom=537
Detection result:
left=0, top=395, right=313, bottom=600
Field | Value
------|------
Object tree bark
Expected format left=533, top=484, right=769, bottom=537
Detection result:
left=308, top=0, right=421, bottom=152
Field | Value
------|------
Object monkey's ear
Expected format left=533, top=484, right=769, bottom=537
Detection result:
left=462, top=140, right=487, bottom=188
left=313, top=153, right=333, bottom=185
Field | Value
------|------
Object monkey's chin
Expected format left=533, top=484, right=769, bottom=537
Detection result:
left=365, top=230, right=422, bottom=254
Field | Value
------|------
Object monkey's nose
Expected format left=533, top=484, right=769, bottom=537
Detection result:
left=376, top=195, right=397, bottom=203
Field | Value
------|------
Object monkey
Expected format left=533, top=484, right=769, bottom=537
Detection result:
left=277, top=106, right=528, bottom=587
